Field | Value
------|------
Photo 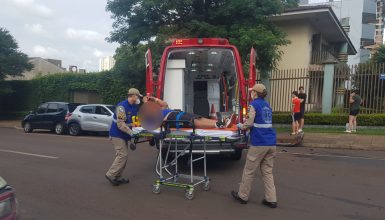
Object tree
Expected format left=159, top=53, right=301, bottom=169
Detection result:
left=371, top=45, right=385, bottom=64
left=106, top=0, right=296, bottom=76
left=0, top=28, right=33, bottom=81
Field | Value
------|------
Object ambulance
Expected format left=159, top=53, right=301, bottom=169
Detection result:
left=145, top=38, right=257, bottom=160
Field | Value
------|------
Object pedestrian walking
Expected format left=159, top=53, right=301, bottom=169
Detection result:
left=231, top=84, right=278, bottom=208
left=105, top=88, right=142, bottom=186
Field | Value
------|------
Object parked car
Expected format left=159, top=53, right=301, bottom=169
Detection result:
left=0, top=176, right=17, bottom=220
left=22, top=102, right=82, bottom=134
left=67, top=104, right=115, bottom=136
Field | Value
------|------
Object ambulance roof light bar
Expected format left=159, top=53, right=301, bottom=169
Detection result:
left=172, top=38, right=229, bottom=46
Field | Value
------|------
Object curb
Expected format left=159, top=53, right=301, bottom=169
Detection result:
left=298, top=143, right=385, bottom=151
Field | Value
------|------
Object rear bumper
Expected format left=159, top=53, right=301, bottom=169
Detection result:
left=161, top=138, right=247, bottom=155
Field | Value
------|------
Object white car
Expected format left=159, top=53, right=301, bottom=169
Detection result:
left=67, top=104, right=115, bottom=136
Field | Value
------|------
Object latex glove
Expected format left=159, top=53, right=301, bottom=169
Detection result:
left=237, top=123, right=243, bottom=130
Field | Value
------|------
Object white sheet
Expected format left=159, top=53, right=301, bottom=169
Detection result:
left=132, top=127, right=237, bottom=138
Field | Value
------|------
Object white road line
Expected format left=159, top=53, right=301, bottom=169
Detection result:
left=0, top=149, right=59, bottom=159
left=23, top=132, right=109, bottom=141
left=279, top=152, right=385, bottom=161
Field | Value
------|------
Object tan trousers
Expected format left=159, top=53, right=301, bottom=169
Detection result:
left=238, top=146, right=277, bottom=202
left=106, top=137, right=128, bottom=179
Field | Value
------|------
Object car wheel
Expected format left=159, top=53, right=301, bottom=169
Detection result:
left=23, top=122, right=33, bottom=133
left=230, top=149, right=242, bottom=160
left=54, top=123, right=65, bottom=135
left=69, top=123, right=81, bottom=136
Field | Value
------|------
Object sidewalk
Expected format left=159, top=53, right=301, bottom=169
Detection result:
left=1, top=120, right=384, bottom=151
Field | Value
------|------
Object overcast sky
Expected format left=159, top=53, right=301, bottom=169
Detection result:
left=0, top=0, right=118, bottom=72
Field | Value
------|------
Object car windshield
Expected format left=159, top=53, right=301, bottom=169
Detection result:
left=0, top=176, right=7, bottom=189
left=106, top=105, right=115, bottom=113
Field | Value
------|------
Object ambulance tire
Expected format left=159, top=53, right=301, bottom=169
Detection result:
left=230, top=149, right=242, bottom=160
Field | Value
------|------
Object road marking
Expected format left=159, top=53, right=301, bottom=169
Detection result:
left=23, top=132, right=109, bottom=141
left=279, top=152, right=385, bottom=161
left=0, top=149, right=59, bottom=159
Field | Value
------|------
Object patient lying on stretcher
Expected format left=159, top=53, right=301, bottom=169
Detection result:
left=141, top=96, right=236, bottom=129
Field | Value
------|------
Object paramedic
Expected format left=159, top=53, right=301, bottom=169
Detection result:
left=105, top=88, right=142, bottom=186
left=142, top=96, right=235, bottom=129
left=231, top=84, right=278, bottom=208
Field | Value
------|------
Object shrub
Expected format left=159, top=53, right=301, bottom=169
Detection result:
left=273, top=113, right=385, bottom=126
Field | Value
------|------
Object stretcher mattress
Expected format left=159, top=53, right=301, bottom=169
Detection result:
left=132, top=127, right=239, bottom=138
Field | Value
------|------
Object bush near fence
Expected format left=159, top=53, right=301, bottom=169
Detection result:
left=273, top=113, right=385, bottom=126
left=0, top=71, right=141, bottom=117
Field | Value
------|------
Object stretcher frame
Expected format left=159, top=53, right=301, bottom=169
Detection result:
left=132, top=119, right=246, bottom=200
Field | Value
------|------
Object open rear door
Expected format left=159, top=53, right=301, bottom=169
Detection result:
left=145, top=49, right=154, bottom=96
left=248, top=47, right=257, bottom=89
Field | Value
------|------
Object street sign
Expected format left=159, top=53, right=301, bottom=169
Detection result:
left=380, top=73, right=385, bottom=80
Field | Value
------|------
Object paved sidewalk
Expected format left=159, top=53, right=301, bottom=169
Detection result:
left=1, top=120, right=384, bottom=151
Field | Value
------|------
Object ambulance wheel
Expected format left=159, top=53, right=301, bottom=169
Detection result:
left=185, top=190, right=194, bottom=200
left=230, top=149, right=242, bottom=160
left=152, top=184, right=161, bottom=194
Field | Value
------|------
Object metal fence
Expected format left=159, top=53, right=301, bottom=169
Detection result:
left=333, top=63, right=385, bottom=114
left=268, top=66, right=324, bottom=113
left=267, top=63, right=385, bottom=114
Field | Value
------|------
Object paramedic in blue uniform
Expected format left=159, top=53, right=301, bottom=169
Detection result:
left=105, top=88, right=142, bottom=186
left=231, top=84, right=278, bottom=208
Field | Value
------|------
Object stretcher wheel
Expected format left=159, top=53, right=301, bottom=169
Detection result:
left=129, top=143, right=136, bottom=151
left=185, top=190, right=194, bottom=200
left=203, top=182, right=210, bottom=191
left=152, top=184, right=161, bottom=194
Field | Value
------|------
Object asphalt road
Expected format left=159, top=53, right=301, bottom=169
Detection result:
left=0, top=127, right=385, bottom=220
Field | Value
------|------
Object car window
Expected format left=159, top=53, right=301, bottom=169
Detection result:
left=68, top=103, right=81, bottom=112
left=37, top=103, right=48, bottom=114
left=47, top=103, right=58, bottom=113
left=106, top=105, right=116, bottom=113
left=80, top=106, right=94, bottom=114
left=95, top=106, right=111, bottom=116
left=58, top=104, right=66, bottom=112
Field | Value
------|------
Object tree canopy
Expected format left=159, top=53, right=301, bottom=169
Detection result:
left=371, top=45, right=385, bottom=64
left=0, top=28, right=33, bottom=81
left=106, top=0, right=297, bottom=74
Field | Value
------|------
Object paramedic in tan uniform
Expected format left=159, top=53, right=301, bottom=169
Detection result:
left=231, top=84, right=277, bottom=208
left=105, top=88, right=141, bottom=186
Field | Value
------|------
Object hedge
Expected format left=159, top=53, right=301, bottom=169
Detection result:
left=273, top=113, right=385, bottom=126
left=0, top=71, right=140, bottom=115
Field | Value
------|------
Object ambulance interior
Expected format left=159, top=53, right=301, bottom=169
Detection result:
left=163, top=48, right=239, bottom=118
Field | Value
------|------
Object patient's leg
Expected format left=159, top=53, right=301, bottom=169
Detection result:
left=193, top=118, right=218, bottom=129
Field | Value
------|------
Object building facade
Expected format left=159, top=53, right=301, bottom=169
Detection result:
left=98, top=56, right=115, bottom=72
left=300, top=0, right=383, bottom=65
left=6, top=57, right=67, bottom=80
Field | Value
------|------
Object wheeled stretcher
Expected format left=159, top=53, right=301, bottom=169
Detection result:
left=131, top=120, right=244, bottom=200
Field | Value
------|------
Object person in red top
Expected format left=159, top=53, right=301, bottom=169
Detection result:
left=291, top=91, right=303, bottom=135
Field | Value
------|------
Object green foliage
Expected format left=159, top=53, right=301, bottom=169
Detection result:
left=106, top=0, right=295, bottom=74
left=0, top=28, right=33, bottom=84
left=273, top=113, right=385, bottom=126
left=371, top=45, right=385, bottom=64
left=0, top=71, right=137, bottom=114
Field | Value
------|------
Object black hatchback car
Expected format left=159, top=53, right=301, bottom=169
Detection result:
left=22, top=102, right=82, bottom=134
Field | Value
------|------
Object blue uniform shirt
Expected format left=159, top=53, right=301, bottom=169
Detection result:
left=109, top=100, right=138, bottom=141
left=249, top=98, right=276, bottom=146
